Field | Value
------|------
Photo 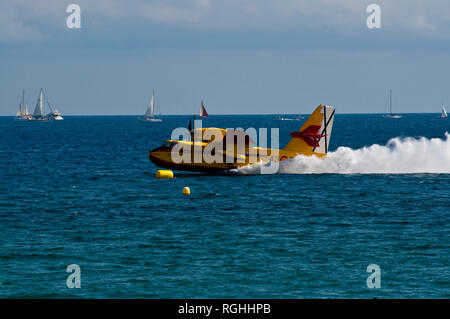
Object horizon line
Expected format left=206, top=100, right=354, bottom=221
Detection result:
left=0, top=111, right=444, bottom=117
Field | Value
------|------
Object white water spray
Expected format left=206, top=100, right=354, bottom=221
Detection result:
left=235, top=133, right=450, bottom=175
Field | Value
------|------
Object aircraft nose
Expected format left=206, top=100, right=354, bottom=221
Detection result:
left=149, top=148, right=158, bottom=161
left=149, top=147, right=166, bottom=163
left=149, top=149, right=158, bottom=161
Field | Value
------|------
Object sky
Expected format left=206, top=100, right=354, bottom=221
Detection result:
left=1, top=0, right=450, bottom=115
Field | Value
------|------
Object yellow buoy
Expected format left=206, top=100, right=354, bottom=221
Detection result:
left=182, top=186, right=191, bottom=195
left=155, top=170, right=174, bottom=179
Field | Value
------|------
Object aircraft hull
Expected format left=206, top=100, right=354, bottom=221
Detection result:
left=149, top=147, right=238, bottom=173
left=148, top=146, right=321, bottom=173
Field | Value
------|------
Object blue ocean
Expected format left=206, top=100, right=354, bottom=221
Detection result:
left=0, top=113, right=449, bottom=298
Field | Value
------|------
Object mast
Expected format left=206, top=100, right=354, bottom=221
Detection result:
left=20, top=89, right=30, bottom=116
left=21, top=90, right=25, bottom=115
left=16, top=90, right=25, bottom=116
left=389, top=89, right=392, bottom=114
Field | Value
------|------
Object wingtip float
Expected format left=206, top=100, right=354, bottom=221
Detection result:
left=149, top=105, right=335, bottom=173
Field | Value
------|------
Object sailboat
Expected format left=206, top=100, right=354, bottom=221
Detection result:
left=274, top=115, right=305, bottom=121
left=30, top=89, right=52, bottom=121
left=139, top=91, right=162, bottom=122
left=440, top=105, right=448, bottom=118
left=15, top=90, right=32, bottom=121
left=48, top=108, right=64, bottom=120
left=383, top=89, right=402, bottom=118
left=45, top=91, right=64, bottom=120
left=199, top=100, right=209, bottom=118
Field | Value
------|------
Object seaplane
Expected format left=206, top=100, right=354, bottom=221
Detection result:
left=149, top=104, right=335, bottom=173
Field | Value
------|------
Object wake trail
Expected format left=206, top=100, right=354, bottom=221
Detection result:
left=234, top=133, right=450, bottom=175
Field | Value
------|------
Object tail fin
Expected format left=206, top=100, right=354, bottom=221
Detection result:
left=283, top=105, right=335, bottom=154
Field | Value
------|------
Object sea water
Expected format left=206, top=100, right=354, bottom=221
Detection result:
left=0, top=114, right=449, bottom=298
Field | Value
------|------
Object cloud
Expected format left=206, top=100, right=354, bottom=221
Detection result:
left=0, top=3, right=43, bottom=42
left=137, top=1, right=210, bottom=24
left=1, top=0, right=450, bottom=43
left=411, top=15, right=436, bottom=31
left=265, top=0, right=450, bottom=31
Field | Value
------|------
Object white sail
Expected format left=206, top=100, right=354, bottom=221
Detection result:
left=24, top=104, right=30, bottom=115
left=442, top=106, right=448, bottom=118
left=16, top=104, right=22, bottom=116
left=33, top=89, right=44, bottom=117
left=139, top=90, right=162, bottom=122
left=145, top=92, right=155, bottom=117
left=16, top=90, right=25, bottom=116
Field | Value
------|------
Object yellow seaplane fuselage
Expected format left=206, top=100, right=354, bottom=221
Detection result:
left=149, top=105, right=335, bottom=173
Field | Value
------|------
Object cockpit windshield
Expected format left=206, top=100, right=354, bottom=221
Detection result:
left=160, top=141, right=177, bottom=148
